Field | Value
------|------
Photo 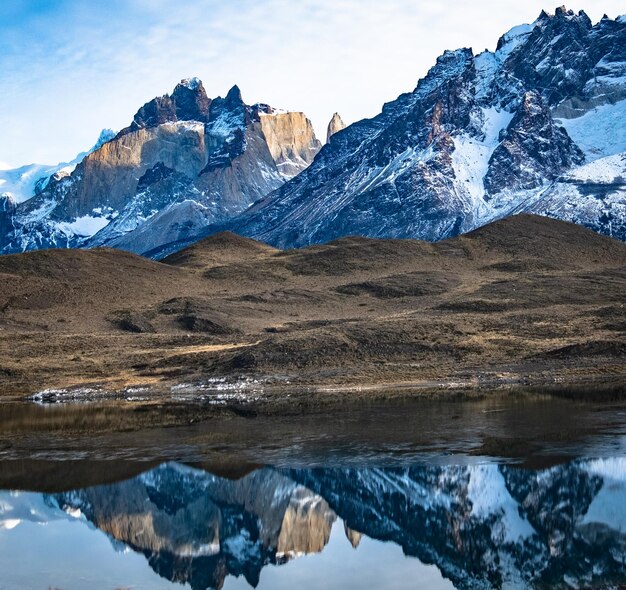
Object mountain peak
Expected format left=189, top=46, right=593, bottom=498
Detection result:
left=537, top=5, right=592, bottom=27
left=93, top=129, right=116, bottom=150
left=179, top=77, right=202, bottom=90
left=226, top=84, right=243, bottom=103
left=495, top=21, right=536, bottom=54
left=555, top=5, right=573, bottom=17
left=326, top=113, right=346, bottom=143
left=171, top=78, right=211, bottom=121
left=172, top=77, right=207, bottom=98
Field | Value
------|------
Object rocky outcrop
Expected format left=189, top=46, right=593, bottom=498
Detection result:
left=344, top=523, right=362, bottom=548
left=117, top=77, right=211, bottom=136
left=0, top=80, right=321, bottom=256
left=484, top=91, right=585, bottom=196
left=326, top=112, right=346, bottom=143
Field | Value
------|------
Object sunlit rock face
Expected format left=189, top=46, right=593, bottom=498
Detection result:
left=0, top=80, right=321, bottom=256
left=258, top=108, right=321, bottom=178
left=276, top=487, right=336, bottom=558
left=9, top=459, right=618, bottom=590
left=219, top=9, right=626, bottom=248
left=52, top=464, right=336, bottom=590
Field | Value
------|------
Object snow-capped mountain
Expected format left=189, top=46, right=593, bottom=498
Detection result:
left=0, top=79, right=320, bottom=255
left=4, top=459, right=626, bottom=589
left=207, top=7, right=625, bottom=249
left=1, top=7, right=624, bottom=257
left=0, top=129, right=115, bottom=204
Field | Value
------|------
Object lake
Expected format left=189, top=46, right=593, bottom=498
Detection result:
left=1, top=395, right=626, bottom=589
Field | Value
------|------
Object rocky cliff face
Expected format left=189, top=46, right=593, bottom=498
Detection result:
left=0, top=80, right=320, bottom=255
left=212, top=8, right=626, bottom=249
left=258, top=108, right=321, bottom=178
left=484, top=91, right=584, bottom=196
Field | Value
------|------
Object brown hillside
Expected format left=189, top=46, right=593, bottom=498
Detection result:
left=0, top=214, right=623, bottom=399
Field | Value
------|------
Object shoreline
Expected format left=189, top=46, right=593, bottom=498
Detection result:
left=6, top=370, right=625, bottom=416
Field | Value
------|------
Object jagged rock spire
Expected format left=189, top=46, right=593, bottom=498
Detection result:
left=326, top=112, right=346, bottom=143
left=225, top=84, right=243, bottom=104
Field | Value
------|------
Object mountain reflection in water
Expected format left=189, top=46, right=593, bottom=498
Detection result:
left=1, top=460, right=626, bottom=589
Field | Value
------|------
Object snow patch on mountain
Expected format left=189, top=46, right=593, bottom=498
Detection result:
left=516, top=151, right=626, bottom=240
left=557, top=99, right=626, bottom=160
left=57, top=214, right=111, bottom=237
left=206, top=106, right=245, bottom=139
left=162, top=120, right=205, bottom=133
left=223, top=532, right=261, bottom=560
left=565, top=152, right=626, bottom=182
left=0, top=164, right=61, bottom=203
left=496, top=22, right=537, bottom=58
left=587, top=56, right=626, bottom=89
left=584, top=457, right=626, bottom=481
left=582, top=458, right=626, bottom=533
left=0, top=491, right=68, bottom=530
left=467, top=465, right=535, bottom=544
left=180, top=77, right=201, bottom=90
left=355, top=146, right=434, bottom=197
left=451, top=107, right=514, bottom=210
left=473, top=52, right=499, bottom=102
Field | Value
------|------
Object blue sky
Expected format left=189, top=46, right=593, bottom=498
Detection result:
left=0, top=0, right=624, bottom=167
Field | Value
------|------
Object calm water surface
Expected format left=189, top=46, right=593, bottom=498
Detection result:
left=1, top=396, right=626, bottom=589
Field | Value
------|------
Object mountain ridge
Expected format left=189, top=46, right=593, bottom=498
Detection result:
left=0, top=80, right=321, bottom=256
left=193, top=7, right=625, bottom=251
left=0, top=7, right=624, bottom=257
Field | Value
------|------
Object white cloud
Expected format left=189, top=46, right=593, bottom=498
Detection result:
left=0, top=0, right=624, bottom=165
